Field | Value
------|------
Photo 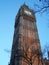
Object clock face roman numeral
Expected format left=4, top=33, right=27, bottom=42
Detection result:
left=24, top=10, right=32, bottom=15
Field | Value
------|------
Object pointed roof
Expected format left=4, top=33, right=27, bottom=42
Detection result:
left=20, top=3, right=29, bottom=12
left=21, top=3, right=34, bottom=13
left=22, top=3, right=28, bottom=9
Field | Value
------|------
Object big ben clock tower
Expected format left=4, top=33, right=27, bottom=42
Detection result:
left=9, top=4, right=43, bottom=65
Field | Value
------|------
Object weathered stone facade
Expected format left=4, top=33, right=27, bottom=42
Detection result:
left=9, top=4, right=44, bottom=65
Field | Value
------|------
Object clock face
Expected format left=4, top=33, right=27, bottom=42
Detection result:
left=24, top=10, right=32, bottom=15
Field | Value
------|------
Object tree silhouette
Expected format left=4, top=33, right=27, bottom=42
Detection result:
left=42, top=43, right=49, bottom=59
left=34, top=0, right=49, bottom=13
left=15, top=45, right=44, bottom=65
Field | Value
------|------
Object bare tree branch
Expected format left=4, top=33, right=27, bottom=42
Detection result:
left=35, top=5, right=49, bottom=13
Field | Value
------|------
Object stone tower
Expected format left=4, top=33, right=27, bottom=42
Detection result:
left=9, top=4, right=43, bottom=65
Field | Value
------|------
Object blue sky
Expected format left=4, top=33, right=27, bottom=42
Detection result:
left=0, top=0, right=49, bottom=65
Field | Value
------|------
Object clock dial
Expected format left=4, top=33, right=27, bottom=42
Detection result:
left=24, top=10, right=32, bottom=15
